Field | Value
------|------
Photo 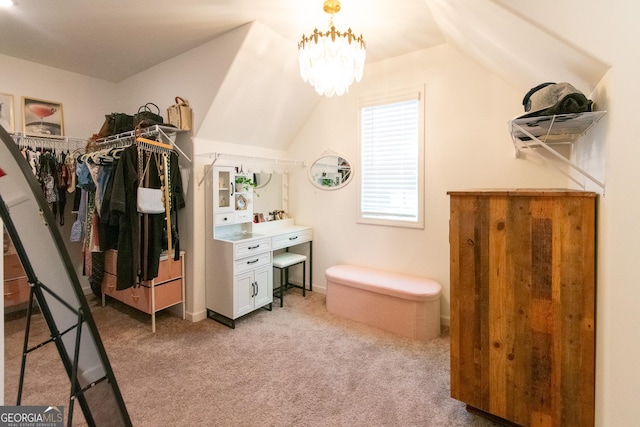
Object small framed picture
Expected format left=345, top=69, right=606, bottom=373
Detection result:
left=0, top=92, right=15, bottom=133
left=22, top=96, right=64, bottom=137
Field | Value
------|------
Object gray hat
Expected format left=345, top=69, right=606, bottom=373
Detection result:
left=518, top=82, right=592, bottom=119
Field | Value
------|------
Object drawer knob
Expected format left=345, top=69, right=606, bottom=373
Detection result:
left=107, top=285, right=115, bottom=292
left=132, top=294, right=140, bottom=303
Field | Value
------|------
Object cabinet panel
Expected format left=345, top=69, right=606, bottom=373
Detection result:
left=448, top=190, right=595, bottom=427
left=4, top=253, right=26, bottom=279
left=234, top=270, right=256, bottom=318
left=253, top=265, right=272, bottom=308
left=153, top=255, right=183, bottom=284
left=102, top=250, right=185, bottom=331
left=4, top=252, right=29, bottom=308
left=4, top=277, right=30, bottom=308
left=213, top=166, right=234, bottom=214
left=103, top=274, right=183, bottom=315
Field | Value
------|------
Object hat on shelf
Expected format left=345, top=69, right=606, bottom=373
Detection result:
left=518, top=82, right=593, bottom=119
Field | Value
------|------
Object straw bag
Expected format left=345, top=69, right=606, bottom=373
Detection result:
left=167, top=96, right=193, bottom=131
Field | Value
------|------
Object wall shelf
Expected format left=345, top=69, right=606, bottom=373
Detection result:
left=508, top=111, right=607, bottom=191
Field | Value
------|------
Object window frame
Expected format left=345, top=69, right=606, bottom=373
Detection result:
left=357, top=85, right=425, bottom=229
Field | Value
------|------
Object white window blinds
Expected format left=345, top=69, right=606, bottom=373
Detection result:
left=358, top=89, right=423, bottom=228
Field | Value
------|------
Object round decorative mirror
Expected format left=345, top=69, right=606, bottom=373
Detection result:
left=309, top=155, right=353, bottom=190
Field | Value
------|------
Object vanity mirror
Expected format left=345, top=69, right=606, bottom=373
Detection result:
left=253, top=172, right=272, bottom=189
left=309, top=154, right=352, bottom=190
left=252, top=172, right=284, bottom=219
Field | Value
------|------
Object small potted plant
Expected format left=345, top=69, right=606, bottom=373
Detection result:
left=235, top=175, right=256, bottom=193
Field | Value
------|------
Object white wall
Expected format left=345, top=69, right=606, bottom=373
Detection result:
left=287, top=44, right=568, bottom=324
left=0, top=53, right=119, bottom=296
left=0, top=54, right=118, bottom=137
left=492, top=2, right=640, bottom=425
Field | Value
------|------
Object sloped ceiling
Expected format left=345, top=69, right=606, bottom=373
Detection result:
left=0, top=0, right=612, bottom=150
left=196, top=21, right=321, bottom=150
left=198, top=0, right=611, bottom=150
left=425, top=0, right=610, bottom=97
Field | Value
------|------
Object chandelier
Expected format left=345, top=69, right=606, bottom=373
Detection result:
left=298, top=0, right=366, bottom=97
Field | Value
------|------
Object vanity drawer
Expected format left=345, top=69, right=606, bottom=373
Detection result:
left=215, top=213, right=236, bottom=225
left=272, top=229, right=313, bottom=250
left=234, top=251, right=271, bottom=273
left=235, top=211, right=253, bottom=224
left=234, top=238, right=271, bottom=258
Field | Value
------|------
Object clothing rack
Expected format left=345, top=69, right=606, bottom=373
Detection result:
left=11, top=132, right=87, bottom=153
left=95, top=125, right=191, bottom=162
left=11, top=125, right=191, bottom=162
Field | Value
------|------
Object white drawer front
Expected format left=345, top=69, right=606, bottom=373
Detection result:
left=235, top=238, right=271, bottom=258
left=214, top=213, right=235, bottom=225
left=272, top=229, right=313, bottom=250
left=234, top=252, right=271, bottom=273
left=235, top=211, right=253, bottom=224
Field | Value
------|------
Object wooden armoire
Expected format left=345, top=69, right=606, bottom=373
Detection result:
left=448, top=189, right=596, bottom=427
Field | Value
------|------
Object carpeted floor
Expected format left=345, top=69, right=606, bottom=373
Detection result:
left=5, top=291, right=501, bottom=427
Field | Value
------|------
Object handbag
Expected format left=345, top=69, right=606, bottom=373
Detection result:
left=133, top=103, right=164, bottom=128
left=137, top=187, right=165, bottom=214
left=167, top=96, right=193, bottom=131
left=136, top=148, right=165, bottom=214
left=98, top=113, right=134, bottom=137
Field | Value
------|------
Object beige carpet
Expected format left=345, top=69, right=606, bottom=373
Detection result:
left=5, top=291, right=500, bottom=427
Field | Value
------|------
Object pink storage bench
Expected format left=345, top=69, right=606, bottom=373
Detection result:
left=325, top=265, right=442, bottom=341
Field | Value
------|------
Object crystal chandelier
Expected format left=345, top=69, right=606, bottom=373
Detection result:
left=298, top=0, right=366, bottom=97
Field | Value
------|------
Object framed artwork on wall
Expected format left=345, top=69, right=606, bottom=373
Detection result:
left=22, top=96, right=64, bottom=137
left=0, top=92, right=15, bottom=133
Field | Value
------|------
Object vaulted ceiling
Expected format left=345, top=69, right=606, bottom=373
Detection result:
left=0, top=0, right=445, bottom=82
left=0, top=0, right=610, bottom=150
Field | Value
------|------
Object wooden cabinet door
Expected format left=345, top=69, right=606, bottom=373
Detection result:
left=448, top=190, right=595, bottom=427
left=253, top=265, right=273, bottom=309
left=234, top=270, right=255, bottom=318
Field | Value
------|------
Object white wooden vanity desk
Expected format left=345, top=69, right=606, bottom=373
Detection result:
left=206, top=219, right=312, bottom=328
left=253, top=218, right=313, bottom=290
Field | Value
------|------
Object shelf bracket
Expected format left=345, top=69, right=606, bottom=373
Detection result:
left=509, top=112, right=606, bottom=192
left=511, top=122, right=605, bottom=191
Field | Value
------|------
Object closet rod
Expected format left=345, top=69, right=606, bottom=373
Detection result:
left=11, top=132, right=87, bottom=151
left=196, top=152, right=305, bottom=187
left=199, top=152, right=305, bottom=167
left=95, top=125, right=191, bottom=162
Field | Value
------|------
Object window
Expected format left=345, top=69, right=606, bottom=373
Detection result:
left=358, top=87, right=424, bottom=228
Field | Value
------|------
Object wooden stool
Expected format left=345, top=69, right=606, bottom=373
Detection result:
left=273, top=252, right=307, bottom=307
